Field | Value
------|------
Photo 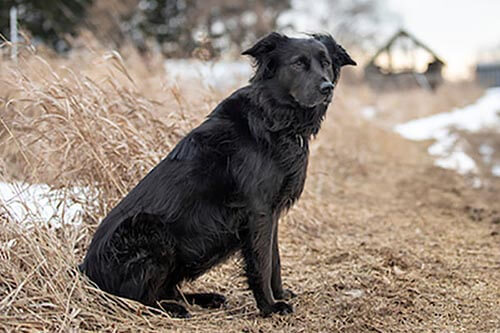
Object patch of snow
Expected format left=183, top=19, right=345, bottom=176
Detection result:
left=164, top=59, right=252, bottom=89
left=427, top=131, right=459, bottom=156
left=0, top=182, right=93, bottom=227
left=492, top=165, right=500, bottom=177
left=361, top=106, right=378, bottom=119
left=394, top=87, right=500, bottom=175
left=479, top=144, right=494, bottom=164
left=434, top=151, right=478, bottom=174
left=394, top=88, right=500, bottom=140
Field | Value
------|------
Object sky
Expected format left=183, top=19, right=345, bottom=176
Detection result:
left=279, top=0, right=500, bottom=79
left=387, top=0, right=500, bottom=79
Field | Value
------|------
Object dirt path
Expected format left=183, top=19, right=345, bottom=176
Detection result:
left=279, top=91, right=500, bottom=332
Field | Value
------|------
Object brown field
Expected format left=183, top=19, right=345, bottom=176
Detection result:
left=1, top=43, right=499, bottom=332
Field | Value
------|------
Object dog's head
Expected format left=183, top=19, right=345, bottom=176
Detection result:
left=243, top=32, right=356, bottom=108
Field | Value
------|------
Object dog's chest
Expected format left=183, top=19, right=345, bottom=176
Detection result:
left=272, top=134, right=309, bottom=209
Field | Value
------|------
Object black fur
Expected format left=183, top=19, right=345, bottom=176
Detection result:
left=79, top=32, right=355, bottom=317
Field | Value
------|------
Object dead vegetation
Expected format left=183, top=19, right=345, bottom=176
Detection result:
left=1, top=43, right=499, bottom=332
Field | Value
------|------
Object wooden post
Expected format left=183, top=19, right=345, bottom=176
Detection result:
left=10, top=6, right=18, bottom=63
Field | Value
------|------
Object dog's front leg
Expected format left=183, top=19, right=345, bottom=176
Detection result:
left=271, top=219, right=296, bottom=300
left=242, top=212, right=293, bottom=316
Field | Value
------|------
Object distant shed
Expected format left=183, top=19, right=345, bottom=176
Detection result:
left=476, top=63, right=500, bottom=87
left=365, top=29, right=445, bottom=91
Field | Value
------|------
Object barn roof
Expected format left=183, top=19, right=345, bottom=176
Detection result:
left=368, top=29, right=445, bottom=66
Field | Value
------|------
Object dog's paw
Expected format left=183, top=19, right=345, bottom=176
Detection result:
left=261, top=301, right=294, bottom=317
left=275, top=288, right=297, bottom=300
left=174, top=309, right=192, bottom=319
left=157, top=301, right=192, bottom=319
left=203, top=293, right=227, bottom=309
left=272, top=301, right=294, bottom=315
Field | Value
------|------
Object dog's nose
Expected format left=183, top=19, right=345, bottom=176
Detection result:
left=320, top=81, right=334, bottom=95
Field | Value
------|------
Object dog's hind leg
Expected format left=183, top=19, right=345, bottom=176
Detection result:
left=108, top=214, right=192, bottom=317
left=157, top=278, right=226, bottom=311
left=183, top=293, right=227, bottom=309
left=117, top=269, right=192, bottom=318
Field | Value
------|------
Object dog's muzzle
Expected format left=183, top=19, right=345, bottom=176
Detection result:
left=320, top=81, right=335, bottom=95
left=320, top=81, right=334, bottom=105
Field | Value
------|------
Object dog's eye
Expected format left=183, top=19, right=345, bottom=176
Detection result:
left=321, top=59, right=331, bottom=68
left=291, top=59, right=306, bottom=70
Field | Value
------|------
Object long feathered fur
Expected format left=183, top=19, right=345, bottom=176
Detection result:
left=79, top=32, right=355, bottom=317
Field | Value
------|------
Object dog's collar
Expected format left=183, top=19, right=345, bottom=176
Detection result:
left=295, top=134, right=305, bottom=148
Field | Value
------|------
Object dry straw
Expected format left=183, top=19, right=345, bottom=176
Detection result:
left=1, top=40, right=499, bottom=332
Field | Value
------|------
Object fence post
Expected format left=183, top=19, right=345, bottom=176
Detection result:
left=10, top=6, right=18, bottom=63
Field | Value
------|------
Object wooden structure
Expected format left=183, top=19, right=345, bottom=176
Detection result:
left=364, top=29, right=445, bottom=91
left=476, top=63, right=500, bottom=87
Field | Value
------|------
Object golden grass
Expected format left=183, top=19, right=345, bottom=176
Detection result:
left=1, top=42, right=499, bottom=332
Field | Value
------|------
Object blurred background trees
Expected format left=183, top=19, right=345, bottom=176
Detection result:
left=87, top=0, right=292, bottom=57
left=0, top=0, right=93, bottom=52
left=1, top=0, right=392, bottom=57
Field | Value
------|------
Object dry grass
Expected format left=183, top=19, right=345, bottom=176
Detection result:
left=1, top=41, right=499, bottom=332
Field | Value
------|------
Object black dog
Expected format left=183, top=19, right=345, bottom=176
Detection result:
left=79, top=32, right=355, bottom=318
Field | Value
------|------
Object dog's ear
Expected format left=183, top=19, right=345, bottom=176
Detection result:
left=243, top=32, right=288, bottom=81
left=313, top=34, right=357, bottom=67
left=242, top=32, right=287, bottom=59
